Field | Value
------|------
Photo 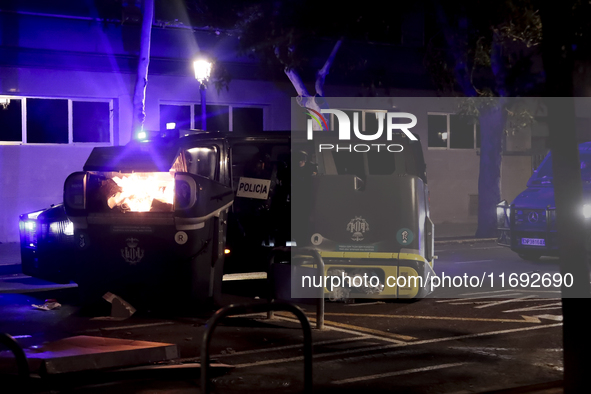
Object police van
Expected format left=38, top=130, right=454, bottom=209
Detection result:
left=19, top=129, right=291, bottom=307
left=293, top=132, right=436, bottom=299
left=497, top=141, right=591, bottom=260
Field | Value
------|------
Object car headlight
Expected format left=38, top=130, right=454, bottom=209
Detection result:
left=496, top=200, right=510, bottom=228
left=583, top=204, right=591, bottom=219
left=49, top=220, right=74, bottom=236
left=19, top=219, right=38, bottom=248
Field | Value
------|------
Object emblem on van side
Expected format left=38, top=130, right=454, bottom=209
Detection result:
left=347, top=216, right=369, bottom=241
left=121, top=237, right=145, bottom=265
left=397, top=228, right=414, bottom=245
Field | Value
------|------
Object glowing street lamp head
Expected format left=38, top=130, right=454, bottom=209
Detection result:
left=193, top=59, right=212, bottom=83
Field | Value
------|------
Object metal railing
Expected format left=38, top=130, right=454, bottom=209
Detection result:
left=200, top=302, right=313, bottom=394
left=267, top=246, right=325, bottom=329
left=0, top=333, right=30, bottom=391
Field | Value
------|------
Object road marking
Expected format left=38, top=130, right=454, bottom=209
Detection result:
left=450, top=346, right=515, bottom=360
left=318, top=312, right=543, bottom=324
left=437, top=293, right=524, bottom=303
left=436, top=246, right=503, bottom=252
left=449, top=298, right=549, bottom=306
left=503, top=302, right=563, bottom=313
left=225, top=312, right=408, bottom=345
left=333, top=362, right=467, bottom=384
left=207, top=337, right=371, bottom=359
left=474, top=295, right=538, bottom=309
left=276, top=312, right=415, bottom=341
left=455, top=259, right=493, bottom=264
left=223, top=272, right=267, bottom=281
left=344, top=301, right=385, bottom=307
left=451, top=346, right=563, bottom=353
left=458, top=289, right=560, bottom=296
left=532, top=362, right=563, bottom=372
left=231, top=323, right=561, bottom=368
left=83, top=321, right=175, bottom=332
left=532, top=314, right=562, bottom=321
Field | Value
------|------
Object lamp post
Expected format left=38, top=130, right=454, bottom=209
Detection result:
left=193, top=58, right=212, bottom=130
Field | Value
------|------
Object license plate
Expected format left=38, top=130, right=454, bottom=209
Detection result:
left=521, top=238, right=545, bottom=246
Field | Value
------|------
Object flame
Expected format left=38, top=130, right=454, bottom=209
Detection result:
left=109, top=172, right=175, bottom=212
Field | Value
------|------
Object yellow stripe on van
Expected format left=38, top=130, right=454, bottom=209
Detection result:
left=318, top=251, right=398, bottom=259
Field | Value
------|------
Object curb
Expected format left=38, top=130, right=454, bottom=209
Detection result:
left=434, top=237, right=497, bottom=245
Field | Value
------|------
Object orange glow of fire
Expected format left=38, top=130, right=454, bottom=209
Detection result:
left=109, top=173, right=175, bottom=212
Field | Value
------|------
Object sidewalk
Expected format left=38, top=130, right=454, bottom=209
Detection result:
left=434, top=222, right=478, bottom=239
left=0, top=242, right=21, bottom=275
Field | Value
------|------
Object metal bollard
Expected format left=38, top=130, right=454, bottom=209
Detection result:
left=201, top=302, right=313, bottom=394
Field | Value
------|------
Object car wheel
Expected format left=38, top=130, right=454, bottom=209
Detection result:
left=518, top=253, right=542, bottom=261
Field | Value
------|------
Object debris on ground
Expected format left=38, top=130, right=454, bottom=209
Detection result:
left=32, top=299, right=61, bottom=311
left=91, top=292, right=136, bottom=321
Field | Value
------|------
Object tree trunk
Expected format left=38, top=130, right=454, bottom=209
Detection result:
left=284, top=39, right=342, bottom=130
left=476, top=100, right=506, bottom=238
left=539, top=2, right=591, bottom=392
left=131, top=0, right=155, bottom=137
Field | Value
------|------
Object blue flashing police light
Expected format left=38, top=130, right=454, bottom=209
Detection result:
left=166, top=122, right=176, bottom=130
left=137, top=131, right=147, bottom=140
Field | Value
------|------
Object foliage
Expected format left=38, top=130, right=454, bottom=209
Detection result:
left=230, top=1, right=417, bottom=91
left=425, top=0, right=543, bottom=97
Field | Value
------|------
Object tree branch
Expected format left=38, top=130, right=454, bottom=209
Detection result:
left=315, top=38, right=343, bottom=97
left=434, top=3, right=477, bottom=96
left=284, top=67, right=311, bottom=97
left=131, top=0, right=155, bottom=136
left=490, top=30, right=509, bottom=97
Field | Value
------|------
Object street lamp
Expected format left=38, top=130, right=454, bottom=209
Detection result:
left=193, top=58, right=212, bottom=130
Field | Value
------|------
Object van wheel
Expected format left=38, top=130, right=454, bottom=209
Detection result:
left=518, top=253, right=541, bottom=261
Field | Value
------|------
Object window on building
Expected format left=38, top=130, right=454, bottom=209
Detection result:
left=196, top=104, right=230, bottom=131
left=0, top=98, right=22, bottom=142
left=0, top=96, right=113, bottom=145
left=160, top=104, right=191, bottom=132
left=73, top=101, right=110, bottom=143
left=27, top=98, right=69, bottom=144
left=428, top=113, right=480, bottom=149
left=233, top=107, right=263, bottom=132
left=160, top=102, right=265, bottom=132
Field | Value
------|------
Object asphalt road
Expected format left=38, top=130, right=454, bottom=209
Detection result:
left=0, top=241, right=570, bottom=393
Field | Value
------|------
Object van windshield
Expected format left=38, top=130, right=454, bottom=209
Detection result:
left=532, top=151, right=591, bottom=184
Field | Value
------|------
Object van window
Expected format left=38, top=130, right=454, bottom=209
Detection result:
left=332, top=151, right=365, bottom=177
left=324, top=142, right=426, bottom=181
left=534, top=151, right=591, bottom=183
left=185, top=146, right=218, bottom=180
left=367, top=151, right=396, bottom=175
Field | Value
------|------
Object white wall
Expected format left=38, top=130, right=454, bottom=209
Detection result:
left=0, top=145, right=94, bottom=242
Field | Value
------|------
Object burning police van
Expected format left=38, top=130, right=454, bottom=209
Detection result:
left=497, top=141, right=591, bottom=260
left=19, top=130, right=290, bottom=306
